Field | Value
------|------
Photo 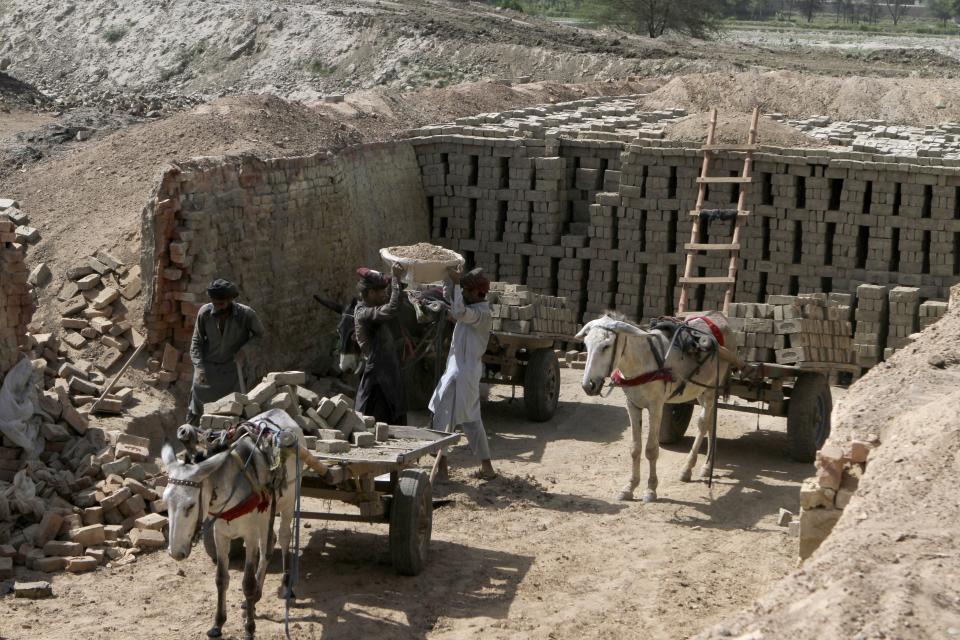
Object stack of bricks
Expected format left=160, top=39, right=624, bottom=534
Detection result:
left=919, top=299, right=949, bottom=329
left=200, top=370, right=390, bottom=453
left=727, top=294, right=855, bottom=365
left=0, top=361, right=171, bottom=577
left=0, top=198, right=34, bottom=382
left=797, top=435, right=878, bottom=560
left=47, top=251, right=145, bottom=414
left=853, top=284, right=888, bottom=368
left=885, top=286, right=920, bottom=357
left=487, top=282, right=578, bottom=336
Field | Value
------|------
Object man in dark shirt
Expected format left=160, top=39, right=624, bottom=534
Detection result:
left=187, top=279, right=264, bottom=425
left=353, top=263, right=406, bottom=425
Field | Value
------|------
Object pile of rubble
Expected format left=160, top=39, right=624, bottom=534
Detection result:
left=0, top=199, right=35, bottom=375
left=0, top=356, right=169, bottom=593
left=727, top=293, right=855, bottom=366
left=200, top=371, right=389, bottom=455
left=487, top=282, right=578, bottom=337
left=793, top=435, right=878, bottom=560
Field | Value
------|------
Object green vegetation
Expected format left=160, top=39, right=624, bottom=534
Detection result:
left=306, top=59, right=336, bottom=76
left=102, top=26, right=128, bottom=43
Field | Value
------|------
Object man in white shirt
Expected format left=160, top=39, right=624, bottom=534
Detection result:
left=429, top=266, right=496, bottom=480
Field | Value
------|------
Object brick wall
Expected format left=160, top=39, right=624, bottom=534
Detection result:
left=0, top=210, right=34, bottom=383
left=412, top=135, right=960, bottom=329
left=140, top=143, right=429, bottom=386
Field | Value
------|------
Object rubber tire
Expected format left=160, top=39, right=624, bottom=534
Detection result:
left=787, top=373, right=833, bottom=463
left=523, top=348, right=561, bottom=422
left=658, top=403, right=696, bottom=445
left=389, top=469, right=432, bottom=576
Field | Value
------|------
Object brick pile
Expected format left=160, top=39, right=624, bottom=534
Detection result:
left=49, top=251, right=144, bottom=414
left=853, top=284, right=888, bottom=369
left=919, top=299, right=949, bottom=329
left=884, top=286, right=920, bottom=358
left=487, top=282, right=578, bottom=336
left=795, top=435, right=878, bottom=560
left=200, top=370, right=391, bottom=453
left=727, top=294, right=855, bottom=366
left=0, top=198, right=34, bottom=380
left=0, top=378, right=169, bottom=579
left=409, top=100, right=960, bottom=377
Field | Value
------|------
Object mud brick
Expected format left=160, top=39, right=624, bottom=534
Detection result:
left=69, top=376, right=100, bottom=395
left=82, top=506, right=104, bottom=526
left=317, top=429, right=345, bottom=441
left=43, top=540, right=83, bottom=557
left=101, top=335, right=130, bottom=351
left=134, top=513, right=168, bottom=531
left=129, top=528, right=165, bottom=549
left=295, top=385, right=320, bottom=408
left=267, top=370, right=306, bottom=385
left=0, top=556, right=11, bottom=579
left=32, top=512, right=64, bottom=547
left=103, top=524, right=123, bottom=541
left=62, top=297, right=88, bottom=316
left=151, top=499, right=167, bottom=514
left=246, top=380, right=277, bottom=406
left=32, top=556, right=67, bottom=572
left=123, top=477, right=158, bottom=501
left=85, top=547, right=107, bottom=564
left=315, top=440, right=350, bottom=454
left=200, top=414, right=236, bottom=429
left=63, top=332, right=87, bottom=349
left=14, top=581, right=53, bottom=598
left=99, top=486, right=132, bottom=510
left=337, top=410, right=365, bottom=437
left=119, top=494, right=147, bottom=518
left=243, top=402, right=262, bottom=418
left=101, top=456, right=132, bottom=477
left=70, top=524, right=106, bottom=547
left=66, top=556, right=99, bottom=573
left=75, top=273, right=101, bottom=290
left=844, top=440, right=872, bottom=464
left=351, top=431, right=375, bottom=447
left=375, top=423, right=389, bottom=442
left=91, top=287, right=120, bottom=310
left=160, top=343, right=179, bottom=371
left=316, top=397, right=337, bottom=419
left=799, top=506, right=843, bottom=560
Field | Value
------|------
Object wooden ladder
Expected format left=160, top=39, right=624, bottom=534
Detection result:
left=677, top=106, right=760, bottom=317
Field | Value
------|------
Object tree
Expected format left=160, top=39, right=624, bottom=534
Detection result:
left=886, top=0, right=907, bottom=25
left=797, top=0, right=823, bottom=22
left=592, top=0, right=722, bottom=39
left=927, top=0, right=955, bottom=25
left=861, top=0, right=882, bottom=24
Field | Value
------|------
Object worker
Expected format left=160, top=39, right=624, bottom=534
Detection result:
left=430, top=265, right=496, bottom=480
left=354, top=262, right=407, bottom=425
left=187, top=279, right=264, bottom=426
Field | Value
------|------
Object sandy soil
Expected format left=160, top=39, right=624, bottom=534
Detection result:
left=0, top=369, right=815, bottom=640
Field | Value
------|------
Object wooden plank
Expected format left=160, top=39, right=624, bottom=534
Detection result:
left=716, top=402, right=777, bottom=416
left=296, top=511, right=389, bottom=523
left=696, top=176, right=753, bottom=184
left=701, top=144, right=760, bottom=152
left=684, top=242, right=740, bottom=251
left=678, top=276, right=736, bottom=285
left=689, top=210, right=750, bottom=217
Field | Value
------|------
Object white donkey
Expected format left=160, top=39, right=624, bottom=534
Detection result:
left=577, top=312, right=736, bottom=503
left=162, top=409, right=306, bottom=640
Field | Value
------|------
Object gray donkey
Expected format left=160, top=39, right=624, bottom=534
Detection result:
left=577, top=312, right=735, bottom=503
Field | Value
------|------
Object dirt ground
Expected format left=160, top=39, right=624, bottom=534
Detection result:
left=0, top=369, right=814, bottom=640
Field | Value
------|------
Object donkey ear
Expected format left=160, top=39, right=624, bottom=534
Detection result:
left=161, top=441, right=179, bottom=469
left=185, top=449, right=232, bottom=482
left=575, top=320, right=596, bottom=340
left=610, top=321, right=646, bottom=337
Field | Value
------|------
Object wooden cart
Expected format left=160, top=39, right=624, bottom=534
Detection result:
left=298, top=425, right=460, bottom=576
left=481, top=330, right=576, bottom=423
left=656, top=360, right=859, bottom=463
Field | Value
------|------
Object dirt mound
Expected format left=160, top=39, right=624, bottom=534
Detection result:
left=662, top=112, right=831, bottom=148
left=643, top=70, right=960, bottom=125
left=696, top=294, right=960, bottom=639
left=0, top=72, right=49, bottom=111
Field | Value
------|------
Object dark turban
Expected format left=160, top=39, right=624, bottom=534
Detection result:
left=461, top=268, right=490, bottom=298
left=207, top=278, right=239, bottom=300
left=356, top=267, right=390, bottom=294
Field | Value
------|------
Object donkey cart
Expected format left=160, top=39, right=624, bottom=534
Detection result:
left=481, top=329, right=575, bottom=424
left=656, top=360, right=858, bottom=463
left=298, top=425, right=460, bottom=576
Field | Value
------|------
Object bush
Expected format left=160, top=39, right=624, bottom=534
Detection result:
left=307, top=59, right=335, bottom=76
left=102, top=26, right=127, bottom=43
left=498, top=0, right=524, bottom=11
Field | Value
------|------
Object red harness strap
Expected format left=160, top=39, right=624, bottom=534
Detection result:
left=211, top=491, right=271, bottom=523
left=687, top=315, right=725, bottom=348
left=612, top=368, right=674, bottom=386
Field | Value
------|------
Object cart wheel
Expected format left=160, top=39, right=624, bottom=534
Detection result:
left=523, top=348, right=560, bottom=422
left=389, top=469, right=433, bottom=576
left=658, top=403, right=695, bottom=445
left=787, top=373, right=832, bottom=463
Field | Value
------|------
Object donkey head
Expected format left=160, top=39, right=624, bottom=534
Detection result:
left=161, top=442, right=231, bottom=561
left=576, top=315, right=647, bottom=396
